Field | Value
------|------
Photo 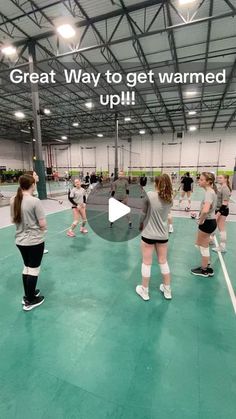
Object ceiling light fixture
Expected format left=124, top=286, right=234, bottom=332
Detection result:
left=185, top=90, right=197, bottom=97
left=179, top=0, right=196, bottom=5
left=56, top=24, right=76, bottom=39
left=97, top=134, right=103, bottom=138
left=139, top=129, right=145, bottom=135
left=1, top=45, right=17, bottom=55
left=20, top=129, right=30, bottom=133
left=124, top=117, right=131, bottom=122
left=85, top=101, right=93, bottom=109
left=188, top=111, right=197, bottom=116
left=189, top=126, right=197, bottom=132
left=15, top=111, right=25, bottom=119
left=61, top=135, right=67, bottom=140
left=72, top=122, right=79, bottom=127
left=44, top=108, right=51, bottom=115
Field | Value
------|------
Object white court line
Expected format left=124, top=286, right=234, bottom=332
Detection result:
left=214, top=236, right=236, bottom=315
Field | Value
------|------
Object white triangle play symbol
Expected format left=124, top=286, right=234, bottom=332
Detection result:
left=109, top=198, right=131, bottom=223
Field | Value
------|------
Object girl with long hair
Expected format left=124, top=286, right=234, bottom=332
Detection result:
left=67, top=178, right=88, bottom=237
left=212, top=174, right=231, bottom=253
left=191, top=172, right=217, bottom=277
left=136, top=174, right=173, bottom=301
left=10, top=175, right=46, bottom=311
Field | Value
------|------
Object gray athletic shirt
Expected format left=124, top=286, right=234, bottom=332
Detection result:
left=200, top=189, right=217, bottom=220
left=141, top=191, right=173, bottom=240
left=112, top=178, right=129, bottom=200
left=10, top=195, right=45, bottom=245
left=216, top=185, right=231, bottom=208
left=69, top=187, right=86, bottom=205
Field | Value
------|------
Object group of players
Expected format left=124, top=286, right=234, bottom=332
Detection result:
left=10, top=168, right=232, bottom=310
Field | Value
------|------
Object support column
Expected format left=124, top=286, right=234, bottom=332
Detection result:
left=114, top=113, right=119, bottom=180
left=28, top=41, right=47, bottom=199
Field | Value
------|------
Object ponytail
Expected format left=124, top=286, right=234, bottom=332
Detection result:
left=12, top=175, right=35, bottom=224
left=202, top=172, right=218, bottom=193
left=13, top=187, right=23, bottom=224
left=224, top=174, right=232, bottom=192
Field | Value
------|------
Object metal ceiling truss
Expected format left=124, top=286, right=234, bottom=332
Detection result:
left=0, top=0, right=236, bottom=141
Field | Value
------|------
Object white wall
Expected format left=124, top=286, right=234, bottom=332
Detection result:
left=0, top=139, right=32, bottom=170
left=1, top=129, right=236, bottom=173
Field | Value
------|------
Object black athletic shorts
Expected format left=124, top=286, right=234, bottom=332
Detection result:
left=17, top=242, right=45, bottom=268
left=215, top=208, right=229, bottom=217
left=198, top=219, right=217, bottom=234
left=141, top=236, right=168, bottom=245
left=183, top=188, right=192, bottom=193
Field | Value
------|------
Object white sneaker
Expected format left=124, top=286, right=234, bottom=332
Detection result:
left=43, top=249, right=48, bottom=254
left=160, top=284, right=172, bottom=300
left=169, top=225, right=174, bottom=233
left=212, top=246, right=227, bottom=253
left=136, top=285, right=150, bottom=301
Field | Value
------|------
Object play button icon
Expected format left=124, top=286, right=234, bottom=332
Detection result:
left=108, top=198, right=130, bottom=222
left=85, top=181, right=148, bottom=242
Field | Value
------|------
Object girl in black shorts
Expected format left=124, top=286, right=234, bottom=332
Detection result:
left=191, top=172, right=217, bottom=277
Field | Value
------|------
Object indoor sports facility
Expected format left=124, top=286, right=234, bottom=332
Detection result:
left=0, top=1, right=236, bottom=418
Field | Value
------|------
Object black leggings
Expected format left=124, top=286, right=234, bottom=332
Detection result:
left=17, top=242, right=45, bottom=268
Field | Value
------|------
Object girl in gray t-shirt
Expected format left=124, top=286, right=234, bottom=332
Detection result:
left=67, top=179, right=88, bottom=237
left=191, top=172, right=217, bottom=278
left=212, top=174, right=231, bottom=253
left=136, top=174, right=173, bottom=301
left=11, top=175, right=46, bottom=311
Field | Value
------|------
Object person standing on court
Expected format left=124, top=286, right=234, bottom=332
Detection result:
left=10, top=174, right=46, bottom=311
left=191, top=172, right=217, bottom=277
left=139, top=173, right=147, bottom=198
left=212, top=174, right=231, bottom=253
left=179, top=171, right=194, bottom=210
left=136, top=174, right=173, bottom=301
left=110, top=170, right=132, bottom=229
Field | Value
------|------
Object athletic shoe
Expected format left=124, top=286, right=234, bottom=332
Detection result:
left=81, top=227, right=88, bottom=234
left=129, top=222, right=132, bottom=229
left=185, top=207, right=190, bottom=212
left=22, top=289, right=40, bottom=305
left=43, top=249, right=48, bottom=254
left=67, top=230, right=76, bottom=237
left=160, top=283, right=172, bottom=300
left=212, top=246, right=227, bottom=253
left=23, top=296, right=45, bottom=311
left=136, top=285, right=150, bottom=301
left=169, top=225, right=174, bottom=233
left=207, top=267, right=214, bottom=277
left=191, top=267, right=209, bottom=277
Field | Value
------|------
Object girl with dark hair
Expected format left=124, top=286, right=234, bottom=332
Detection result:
left=136, top=174, right=173, bottom=301
left=191, top=172, right=217, bottom=277
left=10, top=175, right=46, bottom=311
left=179, top=171, right=194, bottom=211
left=212, top=174, right=231, bottom=253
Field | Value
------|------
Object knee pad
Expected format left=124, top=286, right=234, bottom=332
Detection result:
left=22, top=266, right=28, bottom=275
left=199, top=246, right=210, bottom=257
left=141, top=263, right=151, bottom=278
left=159, top=262, right=170, bottom=275
left=72, top=220, right=79, bottom=227
left=28, top=266, right=40, bottom=276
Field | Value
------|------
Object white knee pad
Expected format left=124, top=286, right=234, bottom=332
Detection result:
left=159, top=262, right=170, bottom=275
left=28, top=266, right=40, bottom=276
left=142, top=263, right=151, bottom=278
left=199, top=246, right=210, bottom=257
left=72, top=220, right=79, bottom=227
left=22, top=266, right=28, bottom=275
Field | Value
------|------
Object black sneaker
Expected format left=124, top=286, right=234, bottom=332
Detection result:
left=22, top=289, right=40, bottom=305
left=191, top=267, right=209, bottom=277
left=23, top=295, right=45, bottom=311
left=207, top=267, right=214, bottom=277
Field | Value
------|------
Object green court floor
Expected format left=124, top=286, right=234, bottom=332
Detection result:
left=0, top=211, right=236, bottom=419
